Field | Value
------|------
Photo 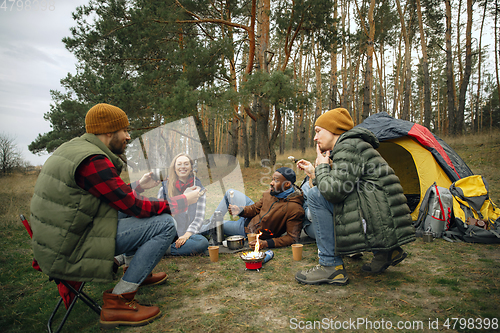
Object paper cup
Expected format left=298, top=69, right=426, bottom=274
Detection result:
left=208, top=245, right=219, bottom=262
left=291, top=243, right=303, bottom=261
left=247, top=233, right=257, bottom=243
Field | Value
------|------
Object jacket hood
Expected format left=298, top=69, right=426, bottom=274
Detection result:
left=285, top=185, right=305, bottom=205
left=338, top=127, right=379, bottom=149
left=269, top=185, right=304, bottom=204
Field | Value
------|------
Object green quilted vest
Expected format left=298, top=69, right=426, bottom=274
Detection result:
left=30, top=133, right=123, bottom=282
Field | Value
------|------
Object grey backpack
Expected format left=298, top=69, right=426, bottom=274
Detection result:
left=414, top=182, right=453, bottom=238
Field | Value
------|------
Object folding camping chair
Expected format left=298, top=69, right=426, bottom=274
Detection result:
left=20, top=214, right=101, bottom=333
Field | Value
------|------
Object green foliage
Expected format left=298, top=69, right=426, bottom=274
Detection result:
left=160, top=79, right=199, bottom=120
left=481, top=86, right=500, bottom=129
left=28, top=91, right=87, bottom=154
left=31, top=0, right=226, bottom=154
left=421, top=0, right=445, bottom=49
left=241, top=70, right=297, bottom=110
left=274, top=0, right=337, bottom=53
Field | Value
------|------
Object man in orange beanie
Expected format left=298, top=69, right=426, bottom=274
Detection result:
left=31, top=103, right=201, bottom=328
left=295, top=108, right=415, bottom=285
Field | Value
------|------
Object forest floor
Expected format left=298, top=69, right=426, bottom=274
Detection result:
left=1, top=132, right=499, bottom=333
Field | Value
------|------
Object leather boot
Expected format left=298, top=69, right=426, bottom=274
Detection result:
left=361, top=247, right=407, bottom=273
left=100, top=289, right=161, bottom=329
left=123, top=266, right=167, bottom=287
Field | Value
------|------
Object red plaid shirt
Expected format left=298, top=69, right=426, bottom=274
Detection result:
left=75, top=155, right=187, bottom=218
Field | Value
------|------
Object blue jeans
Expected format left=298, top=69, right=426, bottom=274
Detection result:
left=306, top=186, right=344, bottom=267
left=170, top=234, right=209, bottom=256
left=115, top=214, right=176, bottom=285
left=300, top=180, right=316, bottom=240
left=199, top=189, right=254, bottom=237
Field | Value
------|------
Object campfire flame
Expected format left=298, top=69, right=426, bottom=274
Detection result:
left=253, top=231, right=263, bottom=253
left=241, top=231, right=264, bottom=260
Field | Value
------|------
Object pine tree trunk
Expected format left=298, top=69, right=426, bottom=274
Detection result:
left=256, top=105, right=271, bottom=165
left=193, top=114, right=216, bottom=168
left=474, top=0, right=488, bottom=133
left=393, top=42, right=402, bottom=118
left=228, top=116, right=239, bottom=157
left=445, top=0, right=457, bottom=134
left=254, top=0, right=271, bottom=166
left=361, top=0, right=375, bottom=121
left=395, top=0, right=411, bottom=120
left=329, top=0, right=338, bottom=109
left=240, top=111, right=249, bottom=167
left=279, top=116, right=285, bottom=155
left=249, top=114, right=256, bottom=161
left=341, top=0, right=350, bottom=109
left=300, top=113, right=306, bottom=154
left=457, top=0, right=473, bottom=134
left=376, top=42, right=386, bottom=114
left=314, top=39, right=323, bottom=120
left=495, top=0, right=500, bottom=128
left=416, top=0, right=432, bottom=129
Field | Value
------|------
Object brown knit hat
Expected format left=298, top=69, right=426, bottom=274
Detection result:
left=315, top=108, right=354, bottom=135
left=85, top=103, right=130, bottom=134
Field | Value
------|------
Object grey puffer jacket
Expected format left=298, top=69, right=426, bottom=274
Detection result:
left=314, top=127, right=415, bottom=255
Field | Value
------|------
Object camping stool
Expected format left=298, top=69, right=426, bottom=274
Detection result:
left=20, top=214, right=102, bottom=333
left=47, top=279, right=101, bottom=333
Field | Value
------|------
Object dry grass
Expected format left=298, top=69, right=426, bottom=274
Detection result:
left=442, top=131, right=500, bottom=203
left=1, top=134, right=500, bottom=333
left=0, top=173, right=38, bottom=225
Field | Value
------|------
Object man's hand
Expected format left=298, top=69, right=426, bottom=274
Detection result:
left=249, top=239, right=268, bottom=250
left=296, top=159, right=315, bottom=179
left=315, top=144, right=330, bottom=166
left=139, top=171, right=160, bottom=189
left=228, top=204, right=241, bottom=216
left=184, top=186, right=201, bottom=205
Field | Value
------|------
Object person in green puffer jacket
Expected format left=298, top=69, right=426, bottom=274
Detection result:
left=294, top=108, right=415, bottom=285
left=30, top=103, right=202, bottom=328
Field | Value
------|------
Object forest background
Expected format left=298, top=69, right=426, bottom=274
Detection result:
left=26, top=0, right=500, bottom=168
left=2, top=1, right=500, bottom=331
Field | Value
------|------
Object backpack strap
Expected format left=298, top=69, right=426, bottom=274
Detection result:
left=414, top=182, right=437, bottom=230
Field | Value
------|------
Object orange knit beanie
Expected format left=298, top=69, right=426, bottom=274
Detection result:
left=85, top=103, right=130, bottom=134
left=315, top=108, right=354, bottom=135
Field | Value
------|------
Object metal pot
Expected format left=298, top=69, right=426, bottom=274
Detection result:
left=226, top=235, right=244, bottom=250
left=423, top=231, right=434, bottom=243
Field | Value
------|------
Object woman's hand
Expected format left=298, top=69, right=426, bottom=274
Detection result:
left=184, top=186, right=201, bottom=205
left=175, top=232, right=193, bottom=248
left=139, top=171, right=160, bottom=189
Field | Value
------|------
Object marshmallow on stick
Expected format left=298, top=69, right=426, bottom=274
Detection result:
left=288, top=156, right=299, bottom=163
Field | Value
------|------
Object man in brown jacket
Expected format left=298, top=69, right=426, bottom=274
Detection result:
left=208, top=167, right=305, bottom=249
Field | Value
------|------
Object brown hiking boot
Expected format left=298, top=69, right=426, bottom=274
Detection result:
left=123, top=266, right=167, bottom=287
left=100, top=289, right=161, bottom=329
left=361, top=247, right=407, bottom=273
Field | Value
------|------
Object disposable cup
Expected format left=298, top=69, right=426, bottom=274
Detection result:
left=208, top=245, right=219, bottom=262
left=247, top=233, right=257, bottom=243
left=291, top=243, right=303, bottom=261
